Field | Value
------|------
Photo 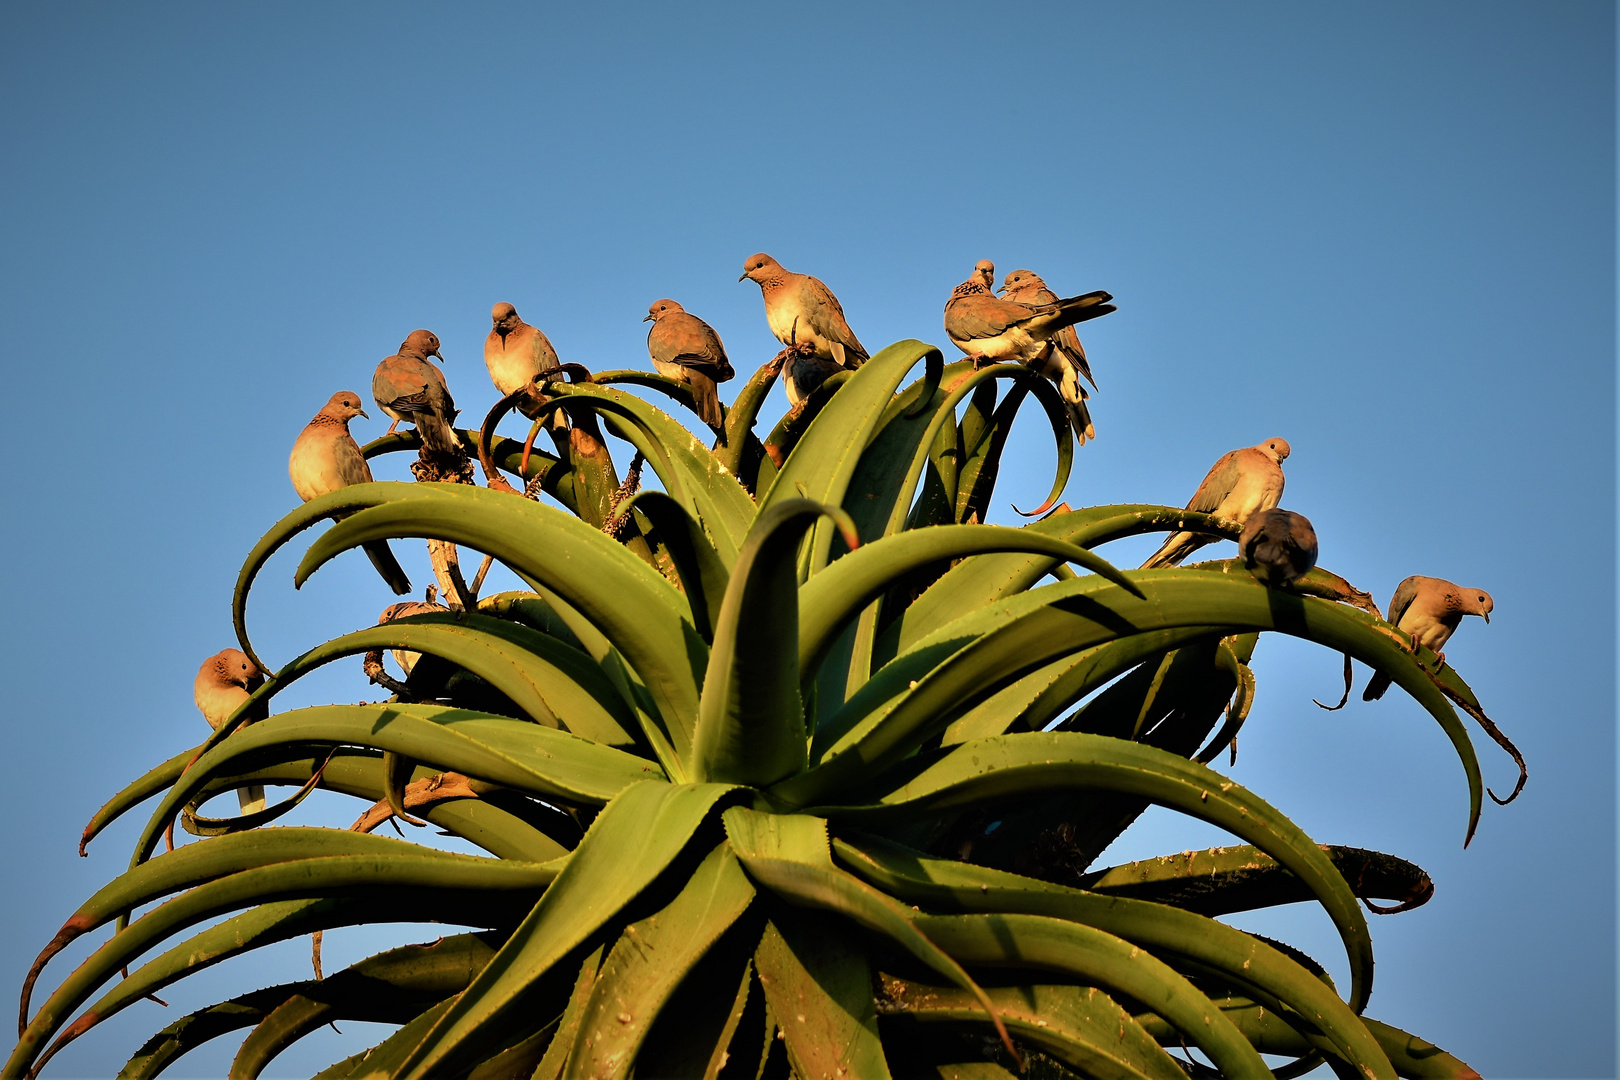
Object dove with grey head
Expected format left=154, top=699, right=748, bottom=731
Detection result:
left=1363, top=576, right=1493, bottom=701
left=1143, top=438, right=1291, bottom=569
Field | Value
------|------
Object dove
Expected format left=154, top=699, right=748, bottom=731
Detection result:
left=1363, top=577, right=1494, bottom=701
left=943, top=272, right=1115, bottom=368
left=645, top=299, right=735, bottom=434
left=740, top=253, right=868, bottom=403
left=1238, top=508, right=1318, bottom=587
left=194, top=649, right=267, bottom=814
left=379, top=598, right=451, bottom=675
left=288, top=391, right=412, bottom=595
left=1000, top=268, right=1099, bottom=392
left=1142, top=438, right=1291, bottom=569
left=372, top=330, right=459, bottom=453
left=485, top=303, right=561, bottom=421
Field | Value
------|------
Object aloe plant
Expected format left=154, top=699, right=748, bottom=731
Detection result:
left=9, top=340, right=1510, bottom=1079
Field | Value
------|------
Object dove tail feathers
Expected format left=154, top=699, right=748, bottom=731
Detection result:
left=693, top=380, right=726, bottom=438
left=363, top=540, right=414, bottom=595
left=1141, top=531, right=1210, bottom=569
left=238, top=786, right=266, bottom=815
left=1362, top=671, right=1393, bottom=702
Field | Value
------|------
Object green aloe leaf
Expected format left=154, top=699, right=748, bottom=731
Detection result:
left=835, top=835, right=1395, bottom=1079
left=264, top=613, right=640, bottom=747
left=722, top=807, right=1016, bottom=1062
left=545, top=382, right=756, bottom=561
left=759, top=340, right=940, bottom=514
left=817, top=731, right=1374, bottom=1014
left=882, top=506, right=1219, bottom=660
left=941, top=627, right=1226, bottom=744
left=289, top=484, right=703, bottom=770
left=692, top=500, right=857, bottom=786
left=230, top=934, right=499, bottom=1080
left=1081, top=843, right=1434, bottom=916
left=563, top=843, right=755, bottom=1078
left=876, top=976, right=1184, bottom=1080
left=132, top=705, right=664, bottom=864
left=12, top=856, right=552, bottom=1080
left=179, top=749, right=574, bottom=863
left=616, top=490, right=732, bottom=642
left=913, top=913, right=1271, bottom=1080
left=797, top=524, right=1139, bottom=684
left=313, top=998, right=458, bottom=1080
left=529, top=948, right=604, bottom=1080
left=753, top=910, right=892, bottom=1080
left=792, top=569, right=1485, bottom=846
left=712, top=357, right=784, bottom=489
left=394, top=779, right=737, bottom=1080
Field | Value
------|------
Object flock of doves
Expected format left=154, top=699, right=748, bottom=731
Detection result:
left=192, top=252, right=1495, bottom=809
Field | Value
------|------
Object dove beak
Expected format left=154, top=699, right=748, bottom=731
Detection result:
left=643, top=313, right=654, bottom=322
left=358, top=407, right=370, bottom=419
left=1483, top=612, right=1490, bottom=624
left=738, top=272, right=748, bottom=282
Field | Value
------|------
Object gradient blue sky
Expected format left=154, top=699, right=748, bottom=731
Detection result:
left=0, top=4, right=1612, bottom=1078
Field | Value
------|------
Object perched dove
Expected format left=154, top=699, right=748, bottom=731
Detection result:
left=379, top=598, right=450, bottom=676
left=372, top=330, right=459, bottom=452
left=485, top=303, right=561, bottom=422
left=1363, top=577, right=1493, bottom=701
left=1000, top=268, right=1099, bottom=392
left=1238, top=508, right=1318, bottom=587
left=288, top=391, right=412, bottom=595
left=740, top=253, right=868, bottom=404
left=194, top=649, right=267, bottom=814
left=645, top=299, right=735, bottom=433
left=1142, top=438, right=1291, bottom=569
left=943, top=271, right=1115, bottom=365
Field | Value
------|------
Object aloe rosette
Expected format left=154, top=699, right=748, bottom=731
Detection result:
left=9, top=341, right=1506, bottom=1079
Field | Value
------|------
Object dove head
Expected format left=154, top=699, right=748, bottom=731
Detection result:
left=400, top=329, right=443, bottom=361
left=1463, top=589, right=1494, bottom=623
left=1258, top=438, right=1292, bottom=463
left=319, top=390, right=369, bottom=423
left=491, top=303, right=522, bottom=337
left=740, top=253, right=782, bottom=283
left=644, top=299, right=685, bottom=323
left=203, top=649, right=261, bottom=691
left=1000, top=269, right=1043, bottom=297
left=973, top=260, right=995, bottom=288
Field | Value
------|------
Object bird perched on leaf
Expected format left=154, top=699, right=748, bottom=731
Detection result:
left=1238, top=508, right=1318, bottom=587
left=645, top=299, right=735, bottom=435
left=379, top=597, right=451, bottom=676
left=194, top=649, right=267, bottom=814
left=373, top=329, right=459, bottom=454
left=943, top=268, right=1113, bottom=444
left=740, top=253, right=868, bottom=404
left=485, top=303, right=562, bottom=425
left=1363, top=577, right=1493, bottom=701
left=288, top=391, right=412, bottom=595
left=1142, top=438, right=1291, bottom=569
left=1000, top=268, right=1099, bottom=393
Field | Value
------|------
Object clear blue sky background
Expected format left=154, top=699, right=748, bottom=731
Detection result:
left=0, top=4, right=1612, bottom=1078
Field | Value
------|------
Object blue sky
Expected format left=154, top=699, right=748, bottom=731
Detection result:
left=0, top=4, right=1612, bottom=1077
